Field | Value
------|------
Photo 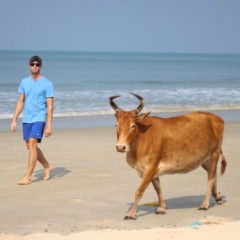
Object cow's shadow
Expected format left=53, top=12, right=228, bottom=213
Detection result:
left=126, top=195, right=227, bottom=218
left=32, top=167, right=72, bottom=183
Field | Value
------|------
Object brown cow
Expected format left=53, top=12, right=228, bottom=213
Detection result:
left=109, top=92, right=227, bottom=220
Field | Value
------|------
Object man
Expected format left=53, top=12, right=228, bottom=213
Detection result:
left=11, top=56, right=54, bottom=185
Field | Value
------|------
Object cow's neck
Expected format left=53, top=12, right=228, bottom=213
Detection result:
left=126, top=151, right=137, bottom=169
left=126, top=135, right=139, bottom=169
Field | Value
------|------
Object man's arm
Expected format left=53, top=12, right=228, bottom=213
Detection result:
left=11, top=93, right=24, bottom=132
left=45, top=97, right=54, bottom=137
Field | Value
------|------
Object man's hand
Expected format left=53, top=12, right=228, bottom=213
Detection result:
left=11, top=121, right=17, bottom=133
left=45, top=126, right=52, bottom=138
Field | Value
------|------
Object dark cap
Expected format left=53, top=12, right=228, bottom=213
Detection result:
left=29, top=56, right=42, bottom=65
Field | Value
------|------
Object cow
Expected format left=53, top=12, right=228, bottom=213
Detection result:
left=109, top=92, right=227, bottom=220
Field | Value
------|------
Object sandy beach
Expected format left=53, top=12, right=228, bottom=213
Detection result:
left=0, top=116, right=240, bottom=239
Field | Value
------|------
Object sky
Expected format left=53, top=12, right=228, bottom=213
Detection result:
left=0, top=0, right=240, bottom=54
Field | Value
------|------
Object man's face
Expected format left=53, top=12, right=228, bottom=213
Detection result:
left=29, top=61, right=41, bottom=74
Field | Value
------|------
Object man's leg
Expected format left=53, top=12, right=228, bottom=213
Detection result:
left=37, top=147, right=53, bottom=180
left=18, top=138, right=38, bottom=185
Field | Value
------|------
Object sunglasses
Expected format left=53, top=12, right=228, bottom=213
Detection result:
left=30, top=63, right=41, bottom=67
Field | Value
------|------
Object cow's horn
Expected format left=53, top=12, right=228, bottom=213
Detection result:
left=130, top=92, right=145, bottom=114
left=109, top=95, right=122, bottom=111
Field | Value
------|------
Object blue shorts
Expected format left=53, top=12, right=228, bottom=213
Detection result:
left=22, top=122, right=46, bottom=143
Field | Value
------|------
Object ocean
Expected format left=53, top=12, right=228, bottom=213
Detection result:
left=0, top=50, right=240, bottom=129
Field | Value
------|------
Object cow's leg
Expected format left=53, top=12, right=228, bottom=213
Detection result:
left=124, top=168, right=156, bottom=220
left=151, top=177, right=167, bottom=214
left=199, top=150, right=221, bottom=210
left=211, top=175, right=222, bottom=204
left=211, top=151, right=227, bottom=204
left=201, top=162, right=221, bottom=204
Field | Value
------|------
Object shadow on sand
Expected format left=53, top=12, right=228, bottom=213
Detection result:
left=32, top=167, right=72, bottom=182
left=125, top=195, right=227, bottom=218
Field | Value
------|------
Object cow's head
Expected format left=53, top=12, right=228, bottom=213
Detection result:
left=109, top=92, right=150, bottom=152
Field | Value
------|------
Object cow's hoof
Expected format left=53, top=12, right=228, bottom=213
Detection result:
left=215, top=196, right=222, bottom=205
left=155, top=209, right=166, bottom=215
left=124, top=215, right=137, bottom=220
left=198, top=206, right=209, bottom=211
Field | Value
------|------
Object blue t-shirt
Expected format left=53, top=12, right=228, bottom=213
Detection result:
left=18, top=76, right=54, bottom=123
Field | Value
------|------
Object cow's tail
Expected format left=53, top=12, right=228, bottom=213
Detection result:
left=220, top=150, right=227, bottom=176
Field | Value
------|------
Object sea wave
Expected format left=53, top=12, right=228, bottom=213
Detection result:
left=52, top=105, right=240, bottom=117
left=1, top=105, right=239, bottom=120
left=1, top=88, right=240, bottom=119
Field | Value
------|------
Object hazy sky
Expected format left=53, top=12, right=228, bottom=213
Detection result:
left=0, top=0, right=239, bottom=53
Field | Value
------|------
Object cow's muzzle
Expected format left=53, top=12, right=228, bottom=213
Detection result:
left=116, top=145, right=128, bottom=152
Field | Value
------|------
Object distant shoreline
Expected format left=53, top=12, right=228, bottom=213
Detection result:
left=1, top=109, right=239, bottom=131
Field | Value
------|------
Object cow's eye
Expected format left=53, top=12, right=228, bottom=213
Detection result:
left=130, top=124, right=135, bottom=130
left=115, top=123, right=118, bottom=128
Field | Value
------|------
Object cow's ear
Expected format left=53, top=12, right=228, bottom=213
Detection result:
left=136, top=112, right=150, bottom=122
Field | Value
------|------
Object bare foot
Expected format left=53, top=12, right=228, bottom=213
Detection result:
left=44, top=165, right=53, bottom=180
left=17, top=178, right=31, bottom=185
